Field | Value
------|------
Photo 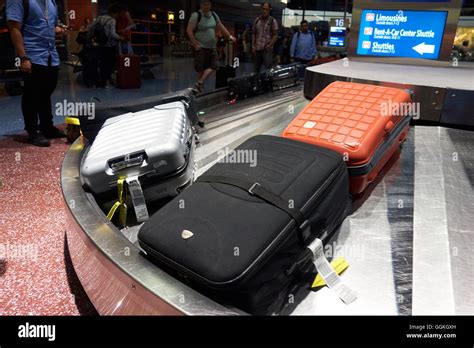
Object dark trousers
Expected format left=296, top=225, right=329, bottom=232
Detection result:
left=99, top=46, right=117, bottom=83
left=294, top=57, right=312, bottom=65
left=254, top=49, right=273, bottom=73
left=22, top=63, right=59, bottom=135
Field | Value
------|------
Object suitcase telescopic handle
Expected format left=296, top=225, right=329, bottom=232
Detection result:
left=109, top=153, right=146, bottom=172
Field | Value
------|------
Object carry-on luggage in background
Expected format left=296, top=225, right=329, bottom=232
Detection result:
left=269, top=63, right=302, bottom=91
left=215, top=65, right=236, bottom=89
left=81, top=101, right=195, bottom=207
left=228, top=73, right=260, bottom=100
left=80, top=88, right=200, bottom=143
left=228, top=72, right=273, bottom=101
left=215, top=41, right=236, bottom=89
left=282, top=81, right=413, bottom=194
left=116, top=49, right=141, bottom=89
left=138, top=135, right=351, bottom=314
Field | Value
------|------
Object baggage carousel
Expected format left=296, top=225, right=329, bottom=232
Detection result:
left=62, top=83, right=474, bottom=315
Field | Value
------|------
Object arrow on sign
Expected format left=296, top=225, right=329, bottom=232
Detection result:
left=412, top=42, right=435, bottom=55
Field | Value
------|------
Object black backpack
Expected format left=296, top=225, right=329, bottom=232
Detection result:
left=0, top=0, right=29, bottom=50
left=91, top=16, right=112, bottom=46
left=1, top=0, right=57, bottom=49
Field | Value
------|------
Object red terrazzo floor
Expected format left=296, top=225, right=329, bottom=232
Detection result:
left=0, top=131, right=97, bottom=315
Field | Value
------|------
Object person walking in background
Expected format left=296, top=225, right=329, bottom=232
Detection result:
left=187, top=0, right=235, bottom=93
left=7, top=0, right=68, bottom=147
left=89, top=5, right=124, bottom=88
left=252, top=2, right=278, bottom=73
left=75, top=17, right=91, bottom=49
left=290, top=20, right=317, bottom=65
left=116, top=4, right=134, bottom=55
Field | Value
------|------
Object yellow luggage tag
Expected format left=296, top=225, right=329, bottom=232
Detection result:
left=312, top=256, right=350, bottom=288
left=107, top=178, right=128, bottom=227
left=65, top=116, right=80, bottom=126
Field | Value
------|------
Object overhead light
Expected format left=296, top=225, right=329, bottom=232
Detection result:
left=167, top=11, right=175, bottom=24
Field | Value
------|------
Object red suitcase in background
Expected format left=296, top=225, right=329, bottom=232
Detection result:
left=116, top=53, right=141, bottom=89
left=282, top=81, right=413, bottom=194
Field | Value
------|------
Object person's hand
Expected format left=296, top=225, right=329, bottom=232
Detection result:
left=119, top=36, right=126, bottom=41
left=192, top=42, right=201, bottom=51
left=55, top=25, right=68, bottom=36
left=229, top=35, right=236, bottom=43
left=264, top=44, right=273, bottom=51
left=290, top=57, right=294, bottom=63
left=20, top=59, right=32, bottom=74
left=252, top=47, right=256, bottom=56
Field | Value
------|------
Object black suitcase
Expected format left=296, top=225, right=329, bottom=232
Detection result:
left=216, top=41, right=236, bottom=89
left=138, top=135, right=351, bottom=314
left=270, top=63, right=302, bottom=91
left=215, top=65, right=236, bottom=89
left=80, top=88, right=200, bottom=143
left=228, top=72, right=272, bottom=101
left=228, top=73, right=259, bottom=100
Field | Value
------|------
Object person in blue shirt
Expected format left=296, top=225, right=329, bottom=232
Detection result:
left=290, top=20, right=317, bottom=65
left=7, top=0, right=67, bottom=147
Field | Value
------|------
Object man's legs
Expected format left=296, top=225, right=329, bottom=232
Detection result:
left=99, top=46, right=116, bottom=86
left=263, top=50, right=273, bottom=70
left=254, top=50, right=263, bottom=73
left=22, top=64, right=41, bottom=135
left=38, top=65, right=59, bottom=134
left=194, top=49, right=217, bottom=92
left=295, top=57, right=311, bottom=65
left=21, top=64, right=56, bottom=146
left=201, top=68, right=215, bottom=83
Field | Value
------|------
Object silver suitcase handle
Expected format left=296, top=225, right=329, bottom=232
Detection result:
left=109, top=153, right=146, bottom=172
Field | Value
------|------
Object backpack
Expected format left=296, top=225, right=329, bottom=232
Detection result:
left=194, top=10, right=218, bottom=31
left=91, top=16, right=112, bottom=46
left=0, top=0, right=30, bottom=50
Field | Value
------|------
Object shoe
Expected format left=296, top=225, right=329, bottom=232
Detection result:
left=28, top=132, right=51, bottom=147
left=198, top=121, right=205, bottom=128
left=194, top=81, right=204, bottom=93
left=105, top=82, right=115, bottom=89
left=43, top=126, right=66, bottom=139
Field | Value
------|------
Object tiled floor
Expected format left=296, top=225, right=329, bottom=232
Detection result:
left=0, top=133, right=97, bottom=315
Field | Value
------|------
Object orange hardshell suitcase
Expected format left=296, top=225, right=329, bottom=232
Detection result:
left=282, top=81, right=412, bottom=194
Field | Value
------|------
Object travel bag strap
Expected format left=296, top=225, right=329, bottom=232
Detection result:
left=197, top=175, right=310, bottom=243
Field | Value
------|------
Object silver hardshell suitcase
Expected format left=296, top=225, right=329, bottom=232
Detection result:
left=81, top=101, right=195, bottom=204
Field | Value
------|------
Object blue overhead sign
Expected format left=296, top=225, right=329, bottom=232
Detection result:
left=357, top=9, right=448, bottom=59
left=329, top=27, right=346, bottom=47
